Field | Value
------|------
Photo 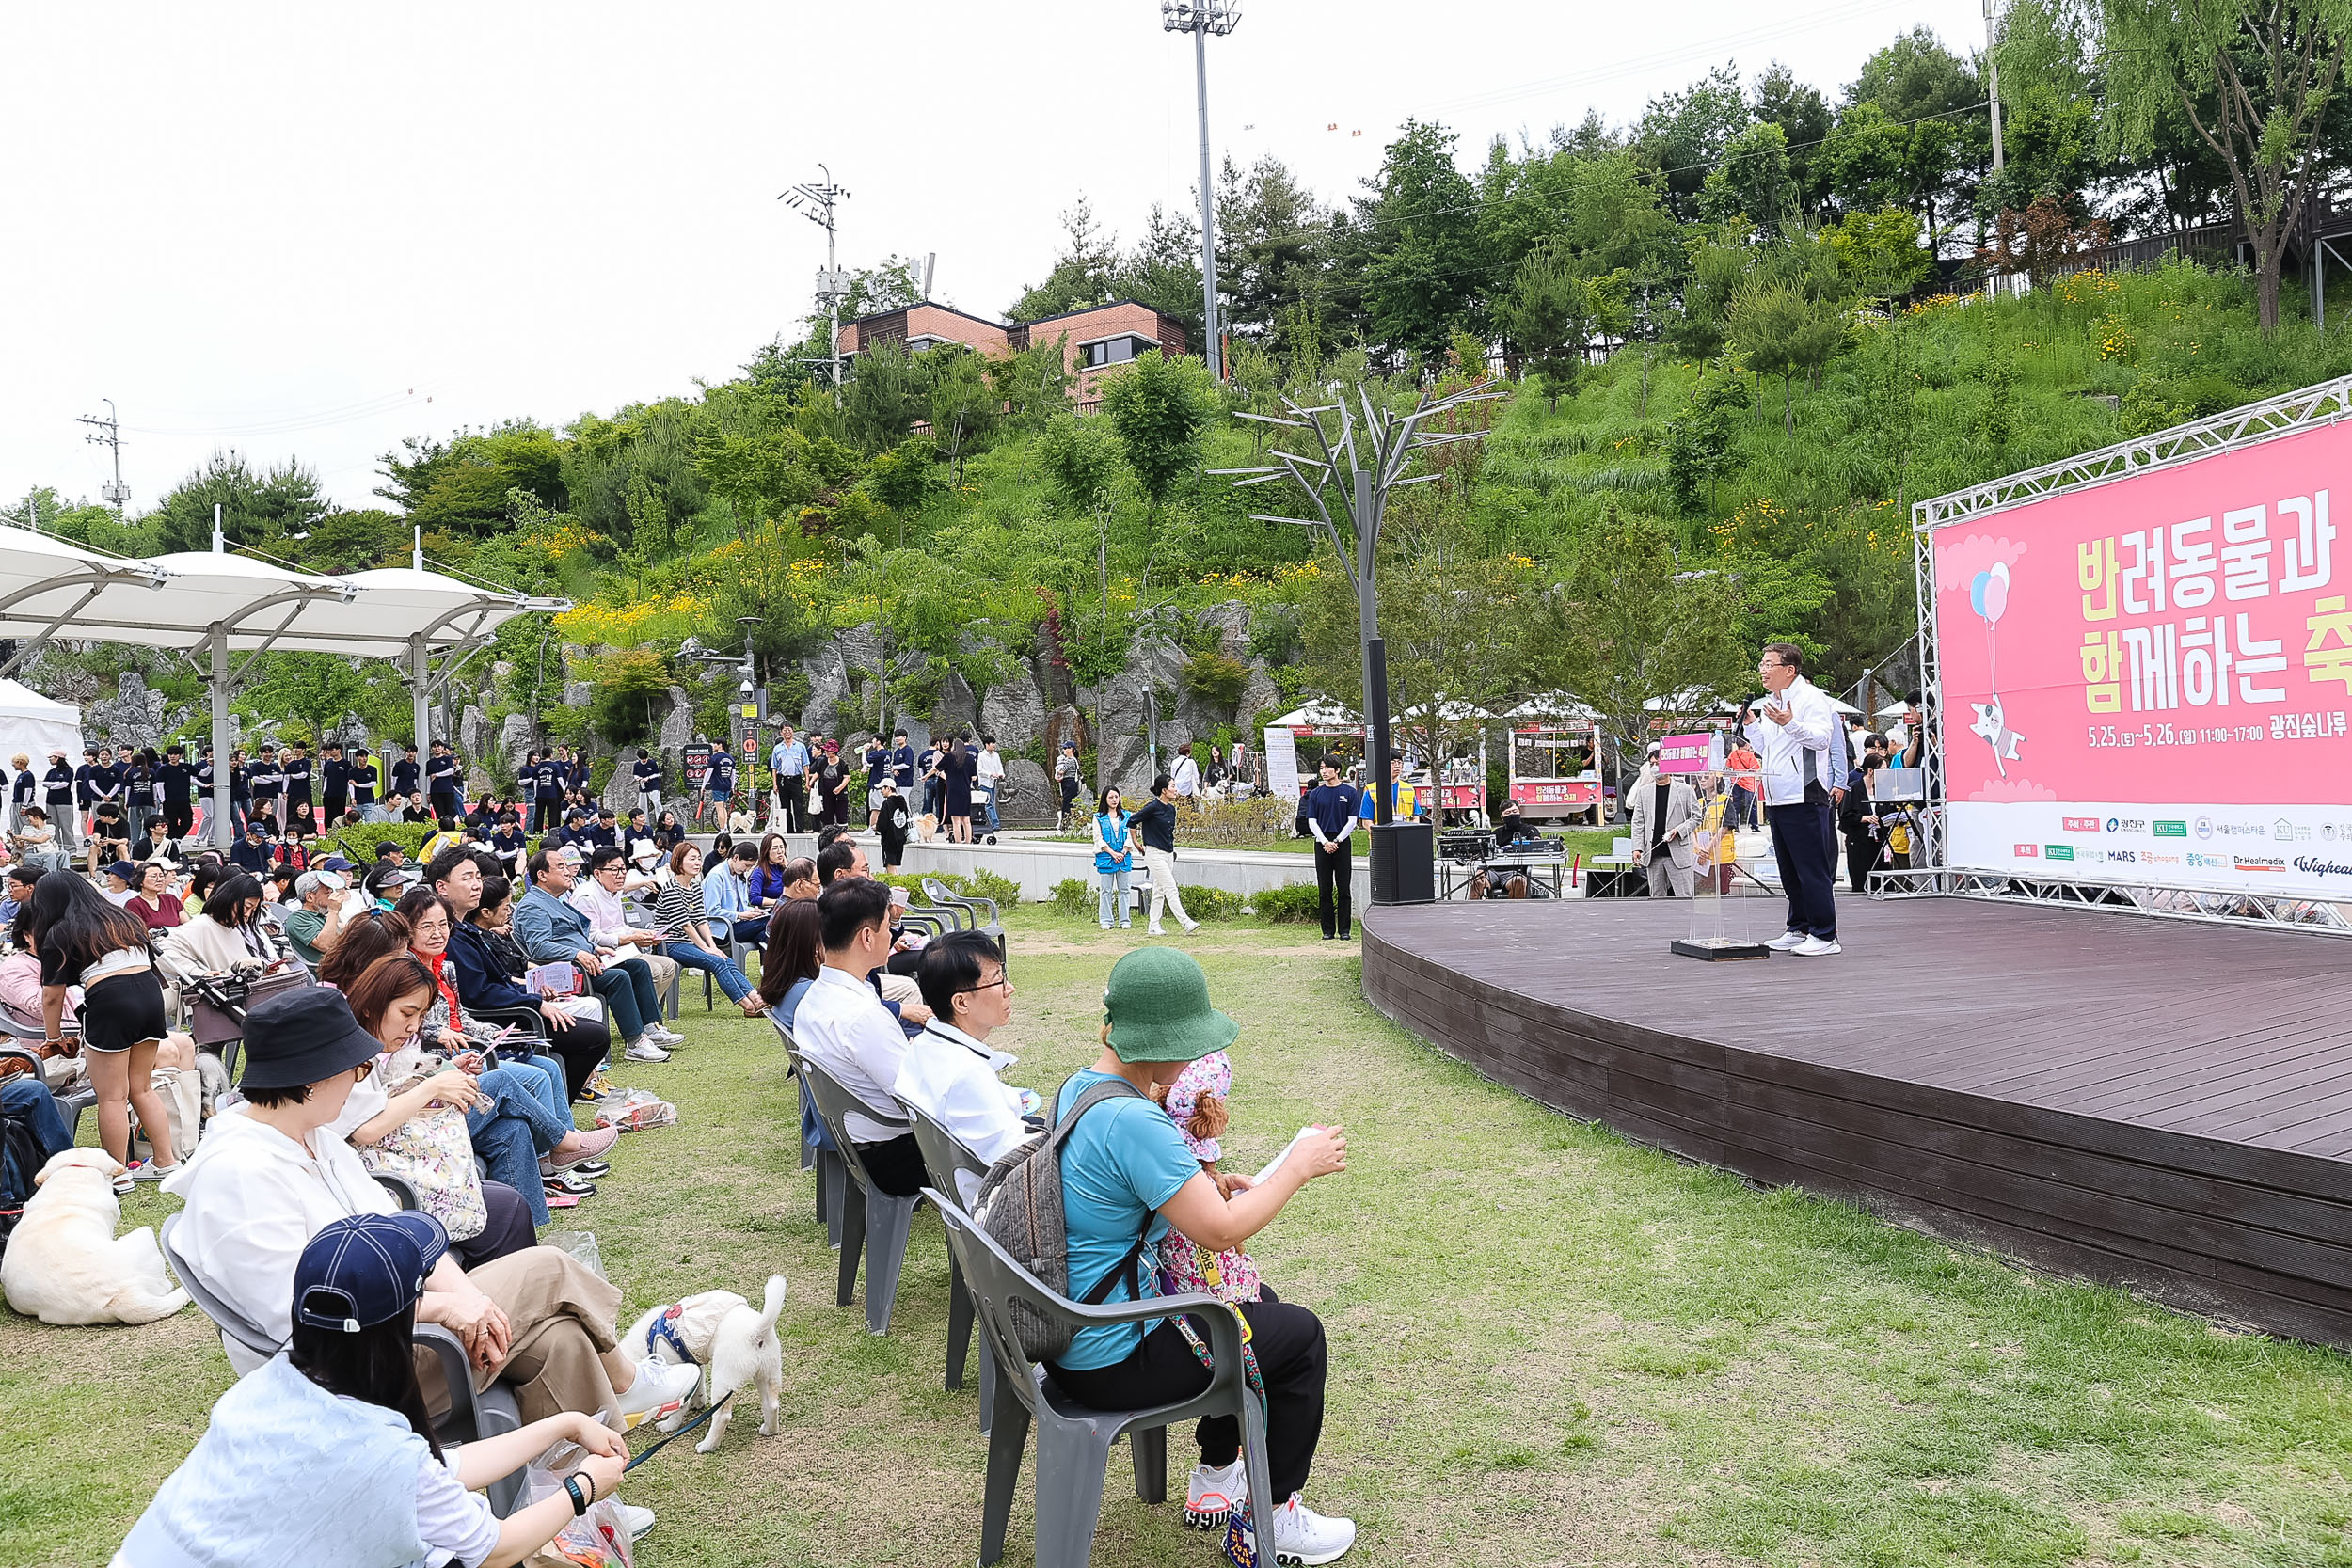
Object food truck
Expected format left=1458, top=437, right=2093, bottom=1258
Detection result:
left=1504, top=697, right=1603, bottom=826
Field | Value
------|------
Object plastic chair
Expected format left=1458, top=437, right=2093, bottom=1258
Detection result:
left=922, top=878, right=1005, bottom=952
left=791, top=1051, right=916, bottom=1335
left=906, top=1103, right=999, bottom=1432
left=161, top=1207, right=529, bottom=1517
left=772, top=1018, right=843, bottom=1246
left=930, top=1190, right=1276, bottom=1568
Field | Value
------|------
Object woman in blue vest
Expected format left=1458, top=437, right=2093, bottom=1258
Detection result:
left=114, top=1212, right=632, bottom=1568
left=1091, top=785, right=1136, bottom=930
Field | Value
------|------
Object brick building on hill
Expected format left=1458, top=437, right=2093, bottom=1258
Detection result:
left=835, top=298, right=1188, bottom=401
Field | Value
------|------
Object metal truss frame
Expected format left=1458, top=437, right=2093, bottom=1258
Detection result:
left=1912, top=372, right=2352, bottom=528
left=1900, top=373, right=2352, bottom=934
left=1870, top=865, right=2352, bottom=935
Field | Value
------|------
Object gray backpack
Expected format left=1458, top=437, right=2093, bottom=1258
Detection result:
left=975, top=1073, right=1152, bottom=1363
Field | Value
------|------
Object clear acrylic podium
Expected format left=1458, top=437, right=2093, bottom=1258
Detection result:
left=1669, top=748, right=1771, bottom=961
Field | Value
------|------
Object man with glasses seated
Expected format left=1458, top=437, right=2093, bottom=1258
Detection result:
left=564, top=846, right=680, bottom=1004
left=892, top=930, right=1039, bottom=1203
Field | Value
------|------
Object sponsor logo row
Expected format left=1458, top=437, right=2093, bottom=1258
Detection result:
left=2013, top=842, right=2291, bottom=874
left=2051, top=815, right=2352, bottom=844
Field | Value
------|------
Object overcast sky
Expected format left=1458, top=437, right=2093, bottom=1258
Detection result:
left=2, top=0, right=1987, bottom=515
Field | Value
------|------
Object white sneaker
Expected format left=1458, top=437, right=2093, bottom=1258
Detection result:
left=1181, top=918, right=1200, bottom=933
left=616, top=1502, right=656, bottom=1540
left=1269, top=1494, right=1357, bottom=1564
left=645, top=1024, right=685, bottom=1046
left=626, top=1038, right=672, bottom=1063
left=1184, top=1459, right=1245, bottom=1528
left=1764, top=931, right=1808, bottom=952
left=1793, top=936, right=1842, bottom=956
left=615, top=1357, right=700, bottom=1421
left=1148, top=924, right=1166, bottom=936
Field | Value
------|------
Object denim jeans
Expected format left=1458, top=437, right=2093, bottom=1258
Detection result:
left=588, top=957, right=663, bottom=1040
left=467, top=1063, right=577, bottom=1228
left=662, top=941, right=755, bottom=1004
left=1098, top=868, right=1131, bottom=927
left=3, top=1076, right=75, bottom=1161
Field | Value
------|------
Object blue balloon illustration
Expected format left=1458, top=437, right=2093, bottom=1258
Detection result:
left=1969, top=569, right=1990, bottom=618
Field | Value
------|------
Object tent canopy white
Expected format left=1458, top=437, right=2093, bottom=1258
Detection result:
left=0, top=527, right=565, bottom=844
left=0, top=677, right=82, bottom=769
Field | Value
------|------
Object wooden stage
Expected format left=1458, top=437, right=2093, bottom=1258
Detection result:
left=1361, top=895, right=2352, bottom=1348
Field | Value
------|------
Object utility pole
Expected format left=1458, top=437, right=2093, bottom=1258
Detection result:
left=1162, top=1, right=1239, bottom=380
left=75, top=398, right=130, bottom=518
left=783, top=166, right=851, bottom=391
left=1984, top=0, right=2005, bottom=176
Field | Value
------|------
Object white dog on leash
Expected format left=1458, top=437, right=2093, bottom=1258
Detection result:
left=619, top=1275, right=786, bottom=1452
left=1, top=1148, right=190, bottom=1325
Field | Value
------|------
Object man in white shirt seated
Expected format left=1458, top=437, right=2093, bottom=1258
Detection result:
left=894, top=930, right=1039, bottom=1202
left=790, top=878, right=929, bottom=1197
left=567, top=844, right=679, bottom=996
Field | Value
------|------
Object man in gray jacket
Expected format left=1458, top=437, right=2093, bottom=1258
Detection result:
left=1629, top=767, right=1701, bottom=898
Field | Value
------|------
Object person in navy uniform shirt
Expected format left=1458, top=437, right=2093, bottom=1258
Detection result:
left=1295, top=758, right=1363, bottom=942
left=389, top=744, right=421, bottom=801
left=425, top=739, right=463, bottom=821
left=320, top=741, right=350, bottom=822
left=280, top=743, right=312, bottom=818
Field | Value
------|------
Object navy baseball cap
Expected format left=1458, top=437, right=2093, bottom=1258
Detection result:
left=293, top=1212, right=448, bottom=1333
left=318, top=854, right=356, bottom=874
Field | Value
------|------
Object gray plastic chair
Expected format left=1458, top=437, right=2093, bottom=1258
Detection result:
left=922, top=877, right=1006, bottom=952
left=792, top=1051, right=916, bottom=1335
left=930, top=1189, right=1276, bottom=1568
left=161, top=1207, right=529, bottom=1516
left=772, top=1019, right=844, bottom=1246
left=905, top=1103, right=999, bottom=1432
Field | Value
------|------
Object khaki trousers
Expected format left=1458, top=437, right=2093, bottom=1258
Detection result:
left=416, top=1245, right=625, bottom=1425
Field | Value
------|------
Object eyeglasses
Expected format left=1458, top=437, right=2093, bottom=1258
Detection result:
left=957, top=975, right=1012, bottom=998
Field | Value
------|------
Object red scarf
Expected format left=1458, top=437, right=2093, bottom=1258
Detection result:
left=416, top=945, right=462, bottom=1023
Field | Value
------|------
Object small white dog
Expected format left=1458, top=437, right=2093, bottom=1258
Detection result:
left=1, top=1148, right=190, bottom=1325
left=619, top=1275, right=785, bottom=1452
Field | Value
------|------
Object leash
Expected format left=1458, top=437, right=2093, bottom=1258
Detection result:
left=622, top=1389, right=733, bottom=1472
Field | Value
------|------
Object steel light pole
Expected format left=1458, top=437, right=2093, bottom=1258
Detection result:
left=1213, top=380, right=1502, bottom=900
left=1161, top=1, right=1238, bottom=379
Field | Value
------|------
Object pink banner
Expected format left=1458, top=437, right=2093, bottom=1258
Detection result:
left=1655, top=732, right=1719, bottom=775
left=1933, top=420, right=2352, bottom=895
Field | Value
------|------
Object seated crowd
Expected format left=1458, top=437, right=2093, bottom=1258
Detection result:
left=4, top=756, right=1362, bottom=1567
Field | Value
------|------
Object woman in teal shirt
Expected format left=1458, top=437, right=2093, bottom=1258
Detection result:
left=1090, top=786, right=1136, bottom=930
left=1047, top=947, right=1357, bottom=1564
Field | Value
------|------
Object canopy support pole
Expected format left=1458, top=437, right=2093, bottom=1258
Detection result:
left=207, top=630, right=234, bottom=849
left=410, top=632, right=433, bottom=768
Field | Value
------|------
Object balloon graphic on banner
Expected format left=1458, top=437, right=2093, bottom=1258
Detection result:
left=1968, top=561, right=2017, bottom=773
left=1983, top=562, right=2010, bottom=624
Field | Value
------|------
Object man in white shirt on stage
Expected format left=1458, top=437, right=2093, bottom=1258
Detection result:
left=1751, top=641, right=1849, bottom=956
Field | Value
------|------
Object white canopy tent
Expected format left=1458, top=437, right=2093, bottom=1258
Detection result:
left=0, top=526, right=565, bottom=845
left=0, top=679, right=82, bottom=801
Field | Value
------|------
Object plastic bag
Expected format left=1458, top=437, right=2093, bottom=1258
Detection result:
left=541, top=1230, right=605, bottom=1278
left=592, top=1088, right=676, bottom=1132
left=524, top=1441, right=633, bottom=1568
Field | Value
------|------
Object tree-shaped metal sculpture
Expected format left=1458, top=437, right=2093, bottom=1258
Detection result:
left=1213, top=379, right=1503, bottom=879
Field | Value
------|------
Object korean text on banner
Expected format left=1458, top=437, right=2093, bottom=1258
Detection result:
left=1931, top=418, right=2352, bottom=899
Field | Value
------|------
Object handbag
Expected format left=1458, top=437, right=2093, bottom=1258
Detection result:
left=185, top=966, right=314, bottom=1051
left=357, top=1066, right=488, bottom=1241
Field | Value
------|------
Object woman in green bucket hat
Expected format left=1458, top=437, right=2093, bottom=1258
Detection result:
left=1045, top=946, right=1359, bottom=1564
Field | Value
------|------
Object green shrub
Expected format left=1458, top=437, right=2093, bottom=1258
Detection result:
left=316, top=820, right=541, bottom=869
left=964, top=867, right=1024, bottom=908
left=1050, top=877, right=1093, bottom=915
left=1183, top=884, right=1246, bottom=921
left=1248, top=881, right=1323, bottom=923
left=1181, top=650, right=1248, bottom=710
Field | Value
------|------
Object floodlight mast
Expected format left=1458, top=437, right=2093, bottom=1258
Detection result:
left=1161, top=1, right=1239, bottom=380
left=782, top=166, right=851, bottom=390
left=1211, top=379, right=1502, bottom=882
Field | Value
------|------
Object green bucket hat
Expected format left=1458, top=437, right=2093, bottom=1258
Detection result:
left=1103, top=947, right=1239, bottom=1064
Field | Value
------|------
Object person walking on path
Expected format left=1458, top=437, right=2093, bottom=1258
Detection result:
left=1752, top=642, right=1847, bottom=956
left=1295, top=760, right=1361, bottom=942
left=1130, top=773, right=1200, bottom=936
left=1054, top=742, right=1083, bottom=832
left=771, top=725, right=810, bottom=833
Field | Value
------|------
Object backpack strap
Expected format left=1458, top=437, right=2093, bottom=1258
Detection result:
left=1048, top=1073, right=1159, bottom=1307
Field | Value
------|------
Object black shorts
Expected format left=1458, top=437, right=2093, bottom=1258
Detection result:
left=81, top=968, right=168, bottom=1054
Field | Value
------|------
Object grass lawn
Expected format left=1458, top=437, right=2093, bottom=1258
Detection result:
left=8, top=909, right=2352, bottom=1566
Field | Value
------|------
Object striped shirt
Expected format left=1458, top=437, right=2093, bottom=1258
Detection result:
left=654, top=877, right=709, bottom=940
